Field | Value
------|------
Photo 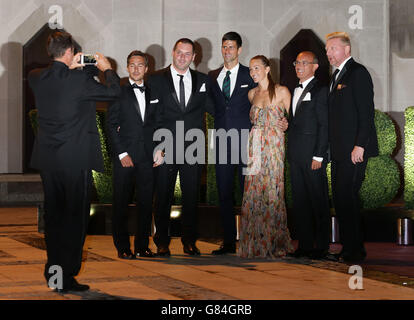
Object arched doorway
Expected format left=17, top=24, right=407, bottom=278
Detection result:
left=280, top=29, right=330, bottom=93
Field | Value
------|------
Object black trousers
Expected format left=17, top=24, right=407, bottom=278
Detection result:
left=215, top=162, right=245, bottom=245
left=331, top=159, right=368, bottom=257
left=112, top=159, right=154, bottom=253
left=40, top=169, right=92, bottom=285
left=289, top=160, right=330, bottom=252
left=154, top=163, right=201, bottom=247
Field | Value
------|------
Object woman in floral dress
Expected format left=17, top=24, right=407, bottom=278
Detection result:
left=238, top=55, right=294, bottom=259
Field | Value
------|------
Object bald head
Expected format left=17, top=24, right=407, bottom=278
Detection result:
left=294, top=51, right=319, bottom=82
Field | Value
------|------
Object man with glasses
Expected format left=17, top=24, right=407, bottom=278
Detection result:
left=287, top=51, right=330, bottom=260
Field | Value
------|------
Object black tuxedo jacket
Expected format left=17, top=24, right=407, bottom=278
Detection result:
left=28, top=61, right=121, bottom=172
left=147, top=66, right=214, bottom=151
left=328, top=58, right=379, bottom=161
left=107, top=82, right=157, bottom=164
left=208, top=64, right=255, bottom=131
left=287, top=78, right=329, bottom=163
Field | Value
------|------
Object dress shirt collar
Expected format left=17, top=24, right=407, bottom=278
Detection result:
left=129, top=78, right=145, bottom=88
left=298, top=76, right=315, bottom=90
left=222, top=62, right=240, bottom=75
left=336, top=56, right=352, bottom=73
left=170, top=64, right=191, bottom=79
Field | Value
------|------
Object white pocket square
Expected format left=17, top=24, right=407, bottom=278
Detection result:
left=150, top=99, right=159, bottom=104
left=199, top=83, right=206, bottom=92
left=303, top=92, right=311, bottom=101
left=241, top=84, right=249, bottom=88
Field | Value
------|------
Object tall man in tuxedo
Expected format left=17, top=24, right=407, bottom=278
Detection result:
left=148, top=38, right=214, bottom=256
left=325, top=32, right=378, bottom=263
left=28, top=31, right=121, bottom=292
left=287, top=51, right=330, bottom=260
left=208, top=32, right=255, bottom=255
left=107, top=51, right=158, bottom=259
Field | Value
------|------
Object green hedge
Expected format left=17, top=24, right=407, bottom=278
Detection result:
left=286, top=109, right=400, bottom=209
left=404, top=106, right=414, bottom=208
left=92, top=111, right=113, bottom=203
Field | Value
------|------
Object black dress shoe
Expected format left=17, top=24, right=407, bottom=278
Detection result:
left=156, top=246, right=171, bottom=257
left=54, top=278, right=90, bottom=293
left=212, top=243, right=236, bottom=255
left=135, top=248, right=154, bottom=258
left=117, top=250, right=135, bottom=260
left=183, top=243, right=201, bottom=256
left=322, top=252, right=341, bottom=262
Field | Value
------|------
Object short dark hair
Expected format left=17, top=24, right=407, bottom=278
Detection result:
left=222, top=31, right=242, bottom=48
left=173, top=38, right=195, bottom=53
left=47, top=31, right=75, bottom=59
left=127, top=50, right=148, bottom=66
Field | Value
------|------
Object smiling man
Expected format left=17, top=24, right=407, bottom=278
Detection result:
left=208, top=32, right=255, bottom=255
left=147, top=38, right=214, bottom=257
left=107, top=50, right=159, bottom=260
left=287, top=51, right=330, bottom=260
left=325, top=32, right=378, bottom=263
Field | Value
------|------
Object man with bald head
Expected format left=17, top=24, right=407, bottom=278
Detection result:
left=325, top=32, right=378, bottom=263
left=287, top=51, right=330, bottom=259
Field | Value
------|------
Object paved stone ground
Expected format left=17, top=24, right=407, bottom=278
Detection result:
left=0, top=207, right=414, bottom=301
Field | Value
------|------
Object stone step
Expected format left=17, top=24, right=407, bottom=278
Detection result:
left=0, top=174, right=43, bottom=206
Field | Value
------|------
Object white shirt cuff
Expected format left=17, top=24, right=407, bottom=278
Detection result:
left=119, top=152, right=128, bottom=160
left=313, top=156, right=323, bottom=162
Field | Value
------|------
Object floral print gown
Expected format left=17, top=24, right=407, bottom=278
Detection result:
left=238, top=104, right=294, bottom=259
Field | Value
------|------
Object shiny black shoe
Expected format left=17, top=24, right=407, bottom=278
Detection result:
left=135, top=248, right=154, bottom=258
left=211, top=243, right=236, bottom=255
left=156, top=246, right=171, bottom=257
left=323, top=252, right=342, bottom=262
left=117, top=250, right=135, bottom=260
left=54, top=278, right=90, bottom=293
left=183, top=243, right=201, bottom=256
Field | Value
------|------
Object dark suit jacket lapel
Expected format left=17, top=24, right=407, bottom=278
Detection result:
left=229, top=66, right=244, bottom=101
left=143, top=86, right=151, bottom=125
left=185, top=69, right=198, bottom=111
left=127, top=85, right=143, bottom=124
left=163, top=67, right=181, bottom=109
left=211, top=66, right=226, bottom=103
left=330, top=58, right=353, bottom=94
left=294, top=78, right=317, bottom=117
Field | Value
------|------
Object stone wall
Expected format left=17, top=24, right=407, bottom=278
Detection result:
left=0, top=0, right=390, bottom=173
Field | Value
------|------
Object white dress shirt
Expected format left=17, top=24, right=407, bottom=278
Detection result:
left=118, top=79, right=146, bottom=161
left=292, top=76, right=314, bottom=116
left=130, top=78, right=146, bottom=122
left=292, top=76, right=323, bottom=163
left=216, top=63, right=239, bottom=97
left=170, top=65, right=192, bottom=106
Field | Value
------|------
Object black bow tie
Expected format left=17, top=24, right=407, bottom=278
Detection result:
left=296, top=83, right=303, bottom=89
left=132, top=83, right=146, bottom=93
